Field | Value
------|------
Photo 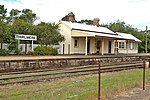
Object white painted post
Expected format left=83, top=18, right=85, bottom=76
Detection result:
left=18, top=40, right=20, bottom=50
left=85, top=36, right=88, bottom=56
left=31, top=40, right=33, bottom=51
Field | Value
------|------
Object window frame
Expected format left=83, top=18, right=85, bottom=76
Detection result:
left=119, top=42, right=125, bottom=49
left=74, top=38, right=79, bottom=48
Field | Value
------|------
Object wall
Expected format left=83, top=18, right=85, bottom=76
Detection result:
left=70, top=37, right=116, bottom=54
left=59, top=22, right=72, bottom=54
left=117, top=40, right=139, bottom=54
left=0, top=55, right=143, bottom=72
left=71, top=37, right=86, bottom=54
left=90, top=38, right=96, bottom=54
left=103, top=39, right=114, bottom=54
left=71, top=37, right=96, bottom=54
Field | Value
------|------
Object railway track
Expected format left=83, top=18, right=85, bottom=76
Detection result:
left=0, top=61, right=143, bottom=86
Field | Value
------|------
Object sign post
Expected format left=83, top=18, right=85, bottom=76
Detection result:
left=31, top=40, right=33, bottom=51
left=15, top=34, right=37, bottom=51
left=143, top=58, right=150, bottom=90
left=143, top=60, right=146, bottom=90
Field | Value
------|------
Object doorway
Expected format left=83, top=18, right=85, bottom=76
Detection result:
left=87, top=39, right=90, bottom=53
left=62, top=44, right=64, bottom=54
left=108, top=41, right=111, bottom=53
left=96, top=40, right=101, bottom=53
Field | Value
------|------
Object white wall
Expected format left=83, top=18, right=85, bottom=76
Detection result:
left=117, top=40, right=139, bottom=54
left=90, top=38, right=96, bottom=54
left=71, top=37, right=85, bottom=54
left=59, top=22, right=72, bottom=54
left=103, top=39, right=114, bottom=54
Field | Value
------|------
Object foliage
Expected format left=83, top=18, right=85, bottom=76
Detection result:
left=7, top=9, right=21, bottom=23
left=72, top=18, right=147, bottom=53
left=34, top=46, right=58, bottom=55
left=0, top=5, right=7, bottom=21
left=35, top=22, right=65, bottom=45
left=78, top=19, right=93, bottom=25
left=27, top=51, right=35, bottom=55
left=0, top=4, right=149, bottom=54
left=61, top=12, right=77, bottom=22
left=0, top=49, right=8, bottom=56
left=61, top=14, right=68, bottom=21
left=104, top=20, right=146, bottom=52
left=18, top=51, right=26, bottom=55
left=20, top=9, right=37, bottom=23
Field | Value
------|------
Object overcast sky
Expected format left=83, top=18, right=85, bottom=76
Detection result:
left=1, top=0, right=150, bottom=30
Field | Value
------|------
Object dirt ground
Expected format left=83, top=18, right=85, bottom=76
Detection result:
left=109, top=84, right=150, bottom=100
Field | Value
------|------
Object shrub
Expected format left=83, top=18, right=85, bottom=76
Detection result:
left=27, top=51, right=35, bottom=55
left=0, top=49, right=8, bottom=56
left=18, top=51, right=26, bottom=55
left=34, top=46, right=58, bottom=55
left=50, top=48, right=58, bottom=55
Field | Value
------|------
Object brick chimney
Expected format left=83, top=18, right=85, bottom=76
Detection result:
left=93, top=18, right=100, bottom=27
left=68, top=12, right=75, bottom=22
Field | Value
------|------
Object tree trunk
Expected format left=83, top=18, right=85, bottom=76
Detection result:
left=0, top=42, right=3, bottom=49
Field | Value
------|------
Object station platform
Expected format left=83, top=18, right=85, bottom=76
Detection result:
left=0, top=53, right=150, bottom=61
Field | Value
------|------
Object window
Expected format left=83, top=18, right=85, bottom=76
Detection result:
left=74, top=39, right=79, bottom=47
left=119, top=42, right=125, bottom=49
left=133, top=42, right=137, bottom=49
left=128, top=42, right=132, bottom=49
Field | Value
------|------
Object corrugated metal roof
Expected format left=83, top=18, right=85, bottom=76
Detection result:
left=116, top=32, right=141, bottom=42
left=73, top=30, right=122, bottom=39
left=60, top=21, right=141, bottom=42
left=61, top=21, right=116, bottom=35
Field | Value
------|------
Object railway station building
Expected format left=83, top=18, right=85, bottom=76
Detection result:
left=58, top=14, right=141, bottom=55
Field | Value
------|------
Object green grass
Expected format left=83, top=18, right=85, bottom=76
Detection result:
left=0, top=69, right=150, bottom=100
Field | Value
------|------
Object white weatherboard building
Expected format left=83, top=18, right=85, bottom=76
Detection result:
left=58, top=21, right=141, bottom=55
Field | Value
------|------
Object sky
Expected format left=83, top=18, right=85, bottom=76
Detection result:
left=1, top=0, right=150, bottom=30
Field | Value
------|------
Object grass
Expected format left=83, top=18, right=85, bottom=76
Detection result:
left=0, top=69, right=150, bottom=100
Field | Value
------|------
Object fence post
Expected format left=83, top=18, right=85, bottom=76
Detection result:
left=98, top=64, right=101, bottom=100
left=143, top=60, right=146, bottom=90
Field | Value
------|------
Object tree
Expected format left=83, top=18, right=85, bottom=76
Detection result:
left=0, top=5, right=7, bottom=21
left=0, top=5, right=8, bottom=49
left=35, top=22, right=65, bottom=46
left=20, top=9, right=37, bottom=23
left=0, top=20, right=7, bottom=49
left=61, top=14, right=68, bottom=21
left=11, top=18, right=33, bottom=53
left=7, top=9, right=21, bottom=23
left=77, top=19, right=93, bottom=25
left=61, top=12, right=77, bottom=22
left=103, top=20, right=146, bottom=53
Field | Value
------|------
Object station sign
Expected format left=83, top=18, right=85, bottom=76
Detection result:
left=15, top=34, right=37, bottom=41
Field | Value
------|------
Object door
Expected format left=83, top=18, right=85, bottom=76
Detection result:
left=62, top=44, right=65, bottom=54
left=108, top=41, right=111, bottom=53
left=87, top=39, right=90, bottom=53
left=68, top=44, right=70, bottom=54
left=96, top=40, right=101, bottom=53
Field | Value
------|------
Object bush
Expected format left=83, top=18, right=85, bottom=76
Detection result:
left=34, top=46, right=58, bottom=55
left=0, top=49, right=8, bottom=56
left=18, top=51, right=26, bottom=55
left=50, top=48, right=58, bottom=55
left=27, top=51, right=35, bottom=55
